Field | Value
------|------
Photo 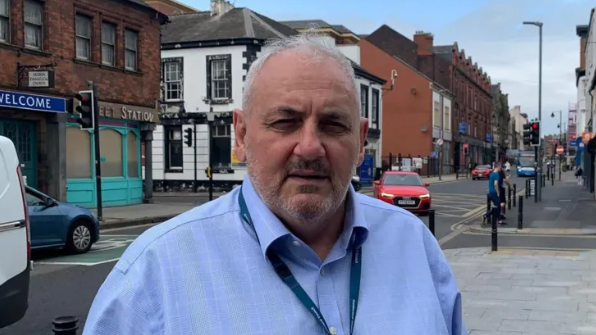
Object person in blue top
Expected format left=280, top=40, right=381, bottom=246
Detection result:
left=485, top=162, right=505, bottom=225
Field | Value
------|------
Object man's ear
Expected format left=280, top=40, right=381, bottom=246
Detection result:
left=233, top=108, right=247, bottom=162
left=357, top=117, right=369, bottom=166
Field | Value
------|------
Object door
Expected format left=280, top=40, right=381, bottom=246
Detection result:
left=0, top=120, right=37, bottom=188
left=25, top=189, right=64, bottom=247
left=360, top=154, right=374, bottom=186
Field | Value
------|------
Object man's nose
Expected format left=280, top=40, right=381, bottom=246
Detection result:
left=293, top=123, right=325, bottom=160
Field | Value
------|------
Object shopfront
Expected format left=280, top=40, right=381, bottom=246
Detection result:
left=0, top=89, right=67, bottom=193
left=66, top=101, right=158, bottom=208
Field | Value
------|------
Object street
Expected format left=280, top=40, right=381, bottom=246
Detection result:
left=1, top=174, right=593, bottom=335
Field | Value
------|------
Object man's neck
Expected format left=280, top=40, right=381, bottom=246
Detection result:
left=279, top=202, right=346, bottom=261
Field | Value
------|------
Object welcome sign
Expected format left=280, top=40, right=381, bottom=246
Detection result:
left=0, top=90, right=66, bottom=113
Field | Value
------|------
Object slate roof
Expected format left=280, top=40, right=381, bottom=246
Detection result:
left=124, top=0, right=168, bottom=23
left=162, top=8, right=298, bottom=44
left=281, top=19, right=332, bottom=30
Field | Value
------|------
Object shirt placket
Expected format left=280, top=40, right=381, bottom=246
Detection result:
left=316, top=264, right=344, bottom=335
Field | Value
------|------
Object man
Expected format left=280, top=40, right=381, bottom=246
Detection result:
left=485, top=163, right=504, bottom=226
left=498, top=163, right=511, bottom=224
left=83, top=33, right=466, bottom=335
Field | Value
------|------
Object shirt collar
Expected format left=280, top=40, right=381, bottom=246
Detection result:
left=239, top=176, right=369, bottom=260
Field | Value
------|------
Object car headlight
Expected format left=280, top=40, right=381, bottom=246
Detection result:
left=381, top=192, right=393, bottom=198
left=419, top=193, right=430, bottom=199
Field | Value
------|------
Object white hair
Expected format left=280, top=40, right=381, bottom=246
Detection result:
left=242, top=30, right=360, bottom=114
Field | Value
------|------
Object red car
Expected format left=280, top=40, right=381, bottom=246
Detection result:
left=373, top=171, right=432, bottom=215
left=471, top=164, right=492, bottom=180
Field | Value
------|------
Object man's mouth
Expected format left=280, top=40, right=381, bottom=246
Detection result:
left=287, top=171, right=329, bottom=180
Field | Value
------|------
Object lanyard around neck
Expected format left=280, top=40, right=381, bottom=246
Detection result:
left=238, top=187, right=362, bottom=335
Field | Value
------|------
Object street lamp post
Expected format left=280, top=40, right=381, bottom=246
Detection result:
left=523, top=20, right=543, bottom=201
left=206, top=109, right=215, bottom=201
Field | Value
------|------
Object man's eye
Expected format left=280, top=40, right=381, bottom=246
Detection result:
left=271, top=119, right=299, bottom=130
left=323, top=122, right=348, bottom=133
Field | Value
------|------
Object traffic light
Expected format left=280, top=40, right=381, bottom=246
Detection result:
left=205, top=166, right=211, bottom=179
left=184, top=128, right=193, bottom=147
left=75, top=90, right=94, bottom=130
left=530, top=121, right=540, bottom=146
left=523, top=123, right=532, bottom=146
left=463, top=143, right=469, bottom=155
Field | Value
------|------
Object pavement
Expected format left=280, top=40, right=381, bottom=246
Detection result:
left=96, top=173, right=463, bottom=230
left=449, top=247, right=596, bottom=335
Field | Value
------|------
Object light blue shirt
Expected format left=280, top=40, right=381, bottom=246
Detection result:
left=83, top=177, right=466, bottom=335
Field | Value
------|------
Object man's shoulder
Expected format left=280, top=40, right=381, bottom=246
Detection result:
left=115, top=189, right=241, bottom=272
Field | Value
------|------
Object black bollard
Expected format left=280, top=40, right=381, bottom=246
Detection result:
left=508, top=187, right=512, bottom=210
left=486, top=194, right=491, bottom=213
left=543, top=174, right=546, bottom=187
left=491, top=206, right=498, bottom=251
left=429, top=209, right=435, bottom=236
left=518, top=195, right=524, bottom=230
left=52, top=316, right=79, bottom=335
left=552, top=171, right=554, bottom=186
left=513, top=184, right=517, bottom=207
left=525, top=179, right=529, bottom=199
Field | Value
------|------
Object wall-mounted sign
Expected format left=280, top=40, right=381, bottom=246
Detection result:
left=28, top=70, right=55, bottom=88
left=97, top=101, right=159, bottom=123
left=0, top=89, right=66, bottom=113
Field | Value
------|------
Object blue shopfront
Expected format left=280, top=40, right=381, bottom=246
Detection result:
left=66, top=101, right=158, bottom=208
left=0, top=89, right=67, bottom=196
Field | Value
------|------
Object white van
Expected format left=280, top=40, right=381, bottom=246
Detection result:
left=0, top=136, right=30, bottom=329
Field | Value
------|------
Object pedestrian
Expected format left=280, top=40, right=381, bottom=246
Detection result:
left=504, top=160, right=511, bottom=177
left=575, top=166, right=583, bottom=186
left=83, top=32, right=467, bottom=335
left=484, top=162, right=505, bottom=226
left=498, top=164, right=511, bottom=223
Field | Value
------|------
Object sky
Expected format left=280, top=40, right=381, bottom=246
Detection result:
left=181, top=0, right=594, bottom=135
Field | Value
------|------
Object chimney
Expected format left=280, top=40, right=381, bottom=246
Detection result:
left=210, top=0, right=234, bottom=17
left=413, top=31, right=434, bottom=56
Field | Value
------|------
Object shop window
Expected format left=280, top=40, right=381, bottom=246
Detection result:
left=127, top=132, right=139, bottom=178
left=212, top=125, right=231, bottom=167
left=164, top=126, right=183, bottom=170
left=371, top=89, right=379, bottom=129
left=100, top=129, right=123, bottom=177
left=24, top=0, right=43, bottom=50
left=66, top=127, right=92, bottom=179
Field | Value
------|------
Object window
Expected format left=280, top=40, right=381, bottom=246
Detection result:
left=0, top=0, right=9, bottom=42
left=163, top=58, right=183, bottom=101
left=444, top=106, right=451, bottom=131
left=360, top=85, right=369, bottom=118
left=125, top=29, right=138, bottom=70
left=165, top=127, right=182, bottom=170
left=25, top=191, right=43, bottom=207
left=24, top=0, right=42, bottom=49
left=207, top=55, right=232, bottom=101
left=127, top=132, right=139, bottom=178
left=212, top=125, right=231, bottom=167
left=433, top=101, right=440, bottom=128
left=474, top=94, right=477, bottom=110
left=66, top=127, right=92, bottom=179
left=75, top=14, right=91, bottom=60
left=101, top=22, right=116, bottom=65
left=371, top=89, right=379, bottom=129
left=100, top=129, right=123, bottom=177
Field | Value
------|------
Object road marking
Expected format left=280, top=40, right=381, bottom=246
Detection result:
left=34, top=234, right=138, bottom=266
left=101, top=224, right=157, bottom=233
left=462, top=205, right=486, bottom=218
left=463, top=230, right=596, bottom=238
left=435, top=212, right=462, bottom=218
left=438, top=210, right=486, bottom=246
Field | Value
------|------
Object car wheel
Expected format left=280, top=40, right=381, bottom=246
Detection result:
left=66, top=220, right=94, bottom=254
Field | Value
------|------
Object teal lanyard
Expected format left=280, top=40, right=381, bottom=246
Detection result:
left=238, top=188, right=362, bottom=335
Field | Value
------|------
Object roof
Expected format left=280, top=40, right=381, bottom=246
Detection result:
left=365, top=25, right=418, bottom=69
left=577, top=24, right=589, bottom=36
left=431, top=45, right=452, bottom=54
left=124, top=0, right=169, bottom=23
left=331, top=24, right=354, bottom=34
left=162, top=8, right=298, bottom=44
left=280, top=19, right=332, bottom=30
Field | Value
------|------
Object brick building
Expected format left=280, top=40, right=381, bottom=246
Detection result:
left=145, top=0, right=199, bottom=15
left=361, top=25, right=454, bottom=174
left=0, top=0, right=166, bottom=207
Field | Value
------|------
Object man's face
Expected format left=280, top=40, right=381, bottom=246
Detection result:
left=233, top=49, right=368, bottom=222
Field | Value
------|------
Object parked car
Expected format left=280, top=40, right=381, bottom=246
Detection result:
left=26, top=186, right=100, bottom=254
left=373, top=171, right=431, bottom=215
left=472, top=164, right=492, bottom=180
left=351, top=175, right=362, bottom=191
left=0, top=136, right=30, bottom=329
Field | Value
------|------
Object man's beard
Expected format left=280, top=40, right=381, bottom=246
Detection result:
left=245, top=147, right=352, bottom=224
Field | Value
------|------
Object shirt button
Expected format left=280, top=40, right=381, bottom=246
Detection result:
left=292, top=240, right=301, bottom=247
left=329, top=327, right=337, bottom=335
left=320, top=268, right=325, bottom=276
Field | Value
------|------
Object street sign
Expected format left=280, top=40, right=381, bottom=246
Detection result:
left=436, top=139, right=444, bottom=146
left=430, top=152, right=438, bottom=158
left=529, top=179, right=536, bottom=196
left=556, top=146, right=564, bottom=154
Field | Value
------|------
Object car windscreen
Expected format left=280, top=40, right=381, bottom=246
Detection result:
left=475, top=165, right=491, bottom=170
left=383, top=174, right=423, bottom=186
